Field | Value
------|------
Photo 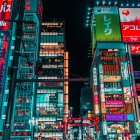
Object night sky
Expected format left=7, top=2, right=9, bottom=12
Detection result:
left=42, top=0, right=92, bottom=117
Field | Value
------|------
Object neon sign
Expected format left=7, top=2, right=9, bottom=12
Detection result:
left=0, top=0, right=12, bottom=31
left=130, top=44, right=140, bottom=54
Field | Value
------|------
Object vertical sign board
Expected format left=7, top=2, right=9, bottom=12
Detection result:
left=0, top=0, right=12, bottom=31
left=120, top=62, right=132, bottom=104
left=119, top=8, right=140, bottom=42
left=94, top=7, right=121, bottom=42
left=130, top=44, right=140, bottom=54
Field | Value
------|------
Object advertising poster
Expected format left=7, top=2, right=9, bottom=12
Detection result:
left=130, top=44, right=140, bottom=54
left=106, top=114, right=134, bottom=121
left=94, top=7, right=121, bottom=42
left=119, top=8, right=140, bottom=42
left=105, top=100, right=124, bottom=107
left=103, top=75, right=121, bottom=82
left=0, top=0, right=12, bottom=31
left=104, top=88, right=122, bottom=94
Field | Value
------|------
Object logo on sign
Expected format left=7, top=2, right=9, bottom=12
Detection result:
left=122, top=10, right=130, bottom=16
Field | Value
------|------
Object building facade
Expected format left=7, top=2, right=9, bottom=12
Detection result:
left=34, top=21, right=69, bottom=140
left=88, top=1, right=140, bottom=139
left=0, top=0, right=43, bottom=139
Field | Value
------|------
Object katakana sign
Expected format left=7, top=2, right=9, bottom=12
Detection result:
left=0, top=0, right=12, bottom=31
left=94, top=7, right=121, bottom=42
left=119, top=8, right=140, bottom=42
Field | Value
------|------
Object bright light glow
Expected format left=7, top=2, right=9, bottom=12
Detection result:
left=109, top=1, right=111, bottom=5
left=138, top=3, right=140, bottom=6
left=0, top=33, right=4, bottom=36
left=103, top=1, right=105, bottom=5
left=86, top=24, right=88, bottom=27
left=87, top=12, right=90, bottom=15
left=96, top=1, right=99, bottom=5
left=88, top=7, right=90, bottom=11
left=114, top=1, right=117, bottom=5
left=126, top=3, right=129, bottom=6
left=86, top=20, right=89, bottom=23
left=121, top=3, right=123, bottom=6
left=132, top=3, right=135, bottom=6
left=87, top=16, right=89, bottom=19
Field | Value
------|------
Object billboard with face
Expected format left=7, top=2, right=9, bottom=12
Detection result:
left=119, top=8, right=140, bottom=42
left=0, top=0, right=12, bottom=31
left=94, top=7, right=121, bottom=42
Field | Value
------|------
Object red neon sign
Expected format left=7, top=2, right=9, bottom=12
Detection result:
left=0, top=0, right=12, bottom=31
left=130, top=44, right=140, bottom=54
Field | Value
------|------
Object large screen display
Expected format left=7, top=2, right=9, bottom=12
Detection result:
left=94, top=7, right=121, bottom=42
left=0, top=0, right=12, bottom=31
left=119, top=8, right=140, bottom=42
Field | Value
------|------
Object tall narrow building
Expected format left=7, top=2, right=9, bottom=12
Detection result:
left=0, top=0, right=43, bottom=139
left=34, top=20, right=69, bottom=139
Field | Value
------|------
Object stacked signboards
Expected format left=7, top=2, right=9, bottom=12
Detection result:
left=91, top=7, right=139, bottom=139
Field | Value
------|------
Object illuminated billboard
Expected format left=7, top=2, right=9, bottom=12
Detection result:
left=106, top=114, right=134, bottom=121
left=94, top=7, right=121, bottom=42
left=130, top=44, right=140, bottom=54
left=119, top=8, right=140, bottom=42
left=0, top=0, right=12, bottom=31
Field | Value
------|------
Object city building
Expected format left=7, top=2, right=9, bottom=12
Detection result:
left=87, top=1, right=140, bottom=139
left=0, top=0, right=43, bottom=139
left=34, top=20, right=69, bottom=140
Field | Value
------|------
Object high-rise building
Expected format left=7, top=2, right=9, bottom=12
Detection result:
left=87, top=1, right=140, bottom=139
left=34, top=20, right=69, bottom=140
left=0, top=0, right=43, bottom=139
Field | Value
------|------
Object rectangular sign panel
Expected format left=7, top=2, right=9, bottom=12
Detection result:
left=119, top=8, right=140, bottom=42
left=103, top=75, right=121, bottom=82
left=0, top=0, right=12, bottom=31
left=105, top=100, right=124, bottom=107
left=130, top=44, right=140, bottom=54
left=94, top=7, right=121, bottom=42
left=106, top=114, right=134, bottom=121
left=104, top=88, right=122, bottom=94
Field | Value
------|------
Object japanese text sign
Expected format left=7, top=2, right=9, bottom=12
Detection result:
left=119, top=8, right=140, bottom=42
left=130, top=44, right=140, bottom=54
left=0, top=0, right=12, bottom=31
left=94, top=7, right=121, bottom=42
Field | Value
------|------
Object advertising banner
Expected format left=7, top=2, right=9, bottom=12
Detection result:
left=0, top=0, right=12, bottom=31
left=106, top=114, right=134, bottom=121
left=136, top=83, right=140, bottom=91
left=104, top=88, right=122, bottom=94
left=105, top=100, right=124, bottom=107
left=93, top=67, right=97, bottom=86
left=94, top=94, right=99, bottom=104
left=94, top=104, right=100, bottom=114
left=130, top=44, right=140, bottom=54
left=103, top=75, right=121, bottom=82
left=119, top=8, right=140, bottom=42
left=94, top=7, right=121, bottom=42
left=120, top=62, right=129, bottom=80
